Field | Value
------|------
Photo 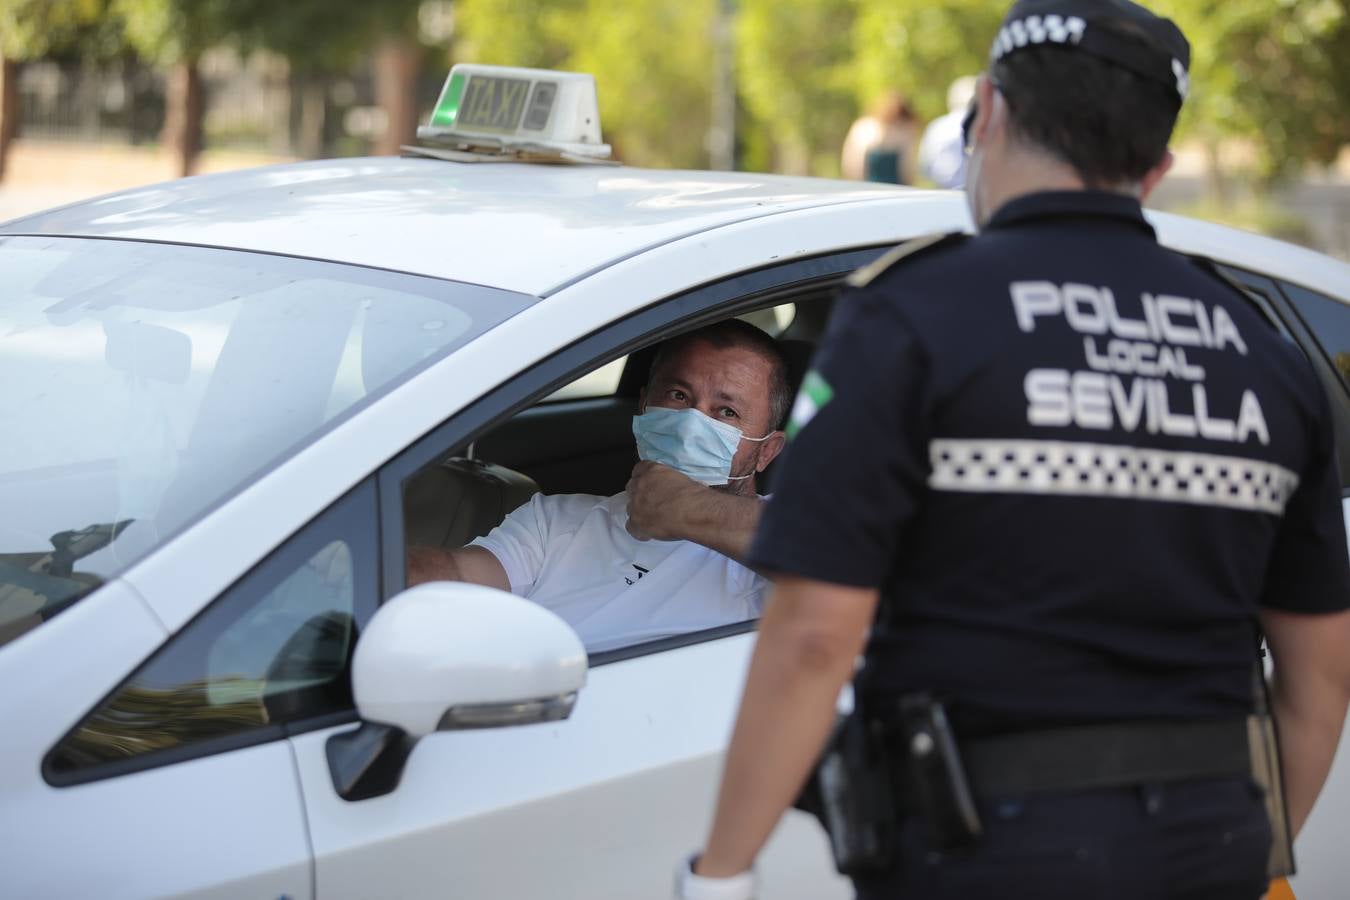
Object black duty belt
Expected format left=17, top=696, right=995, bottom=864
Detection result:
left=958, top=718, right=1252, bottom=799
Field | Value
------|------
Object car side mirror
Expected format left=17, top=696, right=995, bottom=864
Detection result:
left=326, top=582, right=587, bottom=801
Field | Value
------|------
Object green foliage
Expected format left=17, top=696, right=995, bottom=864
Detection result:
left=568, top=0, right=716, bottom=169
left=218, top=0, right=426, bottom=74
left=3, top=0, right=1347, bottom=181
left=0, top=0, right=115, bottom=60
left=737, top=0, right=857, bottom=174
left=450, top=0, right=990, bottom=174
left=110, top=0, right=237, bottom=64
left=851, top=1, right=1001, bottom=122
left=454, top=0, right=715, bottom=169
left=454, top=0, right=582, bottom=70
left=1151, top=0, right=1350, bottom=179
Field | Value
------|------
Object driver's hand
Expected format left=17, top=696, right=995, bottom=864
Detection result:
left=625, top=461, right=704, bottom=542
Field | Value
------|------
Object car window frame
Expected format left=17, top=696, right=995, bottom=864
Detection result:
left=377, top=247, right=890, bottom=666
left=43, top=476, right=380, bottom=787
left=531, top=301, right=803, bottom=407
left=1216, top=263, right=1350, bottom=488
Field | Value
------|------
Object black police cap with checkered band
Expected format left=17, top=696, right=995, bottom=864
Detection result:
left=990, top=0, right=1191, bottom=103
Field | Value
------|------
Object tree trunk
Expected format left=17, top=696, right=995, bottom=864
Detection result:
left=0, top=57, right=19, bottom=182
left=374, top=37, right=420, bottom=156
left=162, top=59, right=204, bottom=177
left=779, top=138, right=810, bottom=176
left=1204, top=137, right=1230, bottom=211
left=708, top=0, right=736, bottom=170
left=298, top=75, right=326, bottom=159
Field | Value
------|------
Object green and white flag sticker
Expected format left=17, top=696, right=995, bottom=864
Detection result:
left=787, top=370, right=834, bottom=440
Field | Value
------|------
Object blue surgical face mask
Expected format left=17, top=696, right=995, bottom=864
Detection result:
left=631, top=406, right=772, bottom=485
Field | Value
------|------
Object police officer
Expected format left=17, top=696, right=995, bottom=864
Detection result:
left=675, top=1, right=1350, bottom=898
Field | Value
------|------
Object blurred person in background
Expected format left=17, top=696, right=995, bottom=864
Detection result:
left=840, top=91, right=922, bottom=185
left=918, top=75, right=979, bottom=189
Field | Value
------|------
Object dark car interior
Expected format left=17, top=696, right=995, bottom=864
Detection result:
left=402, top=292, right=836, bottom=553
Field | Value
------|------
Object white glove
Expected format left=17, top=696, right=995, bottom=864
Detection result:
left=673, top=854, right=757, bottom=900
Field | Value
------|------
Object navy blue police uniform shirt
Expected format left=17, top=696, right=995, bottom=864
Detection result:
left=749, top=190, right=1350, bottom=737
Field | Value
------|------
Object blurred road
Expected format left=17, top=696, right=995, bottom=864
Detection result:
left=0, top=140, right=296, bottom=224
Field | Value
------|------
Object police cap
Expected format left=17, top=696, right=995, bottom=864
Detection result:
left=990, top=0, right=1191, bottom=103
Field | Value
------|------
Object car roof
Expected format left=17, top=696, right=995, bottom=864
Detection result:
left=0, top=157, right=914, bottom=297
left=1147, top=210, right=1350, bottom=301
left=6, top=155, right=1346, bottom=302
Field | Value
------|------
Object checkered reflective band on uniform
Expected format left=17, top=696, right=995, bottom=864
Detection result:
left=928, top=439, right=1300, bottom=516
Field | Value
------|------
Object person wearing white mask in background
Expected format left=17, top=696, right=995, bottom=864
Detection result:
left=917, top=75, right=979, bottom=189
left=406, top=320, right=789, bottom=652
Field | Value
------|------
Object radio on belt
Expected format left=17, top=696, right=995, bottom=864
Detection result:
left=414, top=64, right=613, bottom=163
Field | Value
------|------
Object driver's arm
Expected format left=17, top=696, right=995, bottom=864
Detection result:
left=661, top=490, right=763, bottom=565
left=406, top=491, right=551, bottom=594
left=626, top=461, right=764, bottom=566
left=406, top=545, right=510, bottom=592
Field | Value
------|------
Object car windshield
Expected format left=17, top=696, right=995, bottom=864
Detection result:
left=0, top=236, right=532, bottom=649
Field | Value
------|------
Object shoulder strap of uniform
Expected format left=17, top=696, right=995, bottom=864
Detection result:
left=846, top=230, right=967, bottom=289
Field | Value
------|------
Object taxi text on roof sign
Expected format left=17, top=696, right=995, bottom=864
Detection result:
left=417, top=64, right=612, bottom=162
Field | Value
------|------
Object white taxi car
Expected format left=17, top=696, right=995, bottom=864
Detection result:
left=1, top=66, right=1348, bottom=899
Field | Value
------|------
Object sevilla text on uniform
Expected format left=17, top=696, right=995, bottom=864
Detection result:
left=1011, top=280, right=1269, bottom=445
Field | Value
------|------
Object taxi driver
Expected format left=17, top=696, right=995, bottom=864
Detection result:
left=406, top=320, right=789, bottom=652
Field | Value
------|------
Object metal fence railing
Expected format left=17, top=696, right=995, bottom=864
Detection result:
left=14, top=50, right=445, bottom=160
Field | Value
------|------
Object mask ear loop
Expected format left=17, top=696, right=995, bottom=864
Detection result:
left=725, top=429, right=778, bottom=481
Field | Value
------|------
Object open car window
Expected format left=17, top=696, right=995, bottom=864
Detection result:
left=384, top=247, right=887, bottom=661
left=399, top=302, right=816, bottom=658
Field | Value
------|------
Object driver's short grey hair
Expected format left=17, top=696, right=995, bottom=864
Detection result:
left=646, top=320, right=791, bottom=429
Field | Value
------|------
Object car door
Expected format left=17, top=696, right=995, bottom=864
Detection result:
left=3, top=479, right=379, bottom=899
left=1236, top=270, right=1350, bottom=899
left=0, top=582, right=316, bottom=900
left=291, top=631, right=848, bottom=899
left=287, top=251, right=884, bottom=900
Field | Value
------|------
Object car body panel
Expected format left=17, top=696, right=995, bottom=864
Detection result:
left=290, top=633, right=847, bottom=899
left=0, top=581, right=310, bottom=900
left=1147, top=210, right=1350, bottom=300
left=0, top=580, right=164, bottom=757
left=6, top=742, right=313, bottom=900
left=0, top=159, right=912, bottom=296
left=4, top=157, right=1350, bottom=899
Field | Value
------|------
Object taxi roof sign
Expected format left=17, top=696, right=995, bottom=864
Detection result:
left=417, top=64, right=612, bottom=162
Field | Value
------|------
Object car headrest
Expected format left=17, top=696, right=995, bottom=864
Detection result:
left=404, top=458, right=541, bottom=549
left=775, top=338, right=816, bottom=424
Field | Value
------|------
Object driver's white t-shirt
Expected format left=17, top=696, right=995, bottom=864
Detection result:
left=471, top=492, right=765, bottom=653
